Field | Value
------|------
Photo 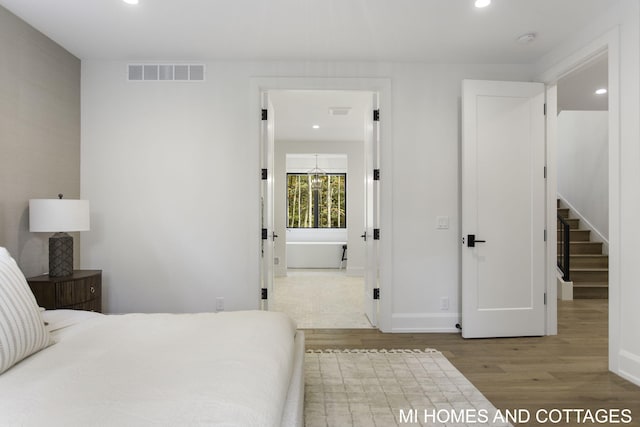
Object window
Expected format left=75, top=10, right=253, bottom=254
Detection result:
left=287, top=173, right=346, bottom=228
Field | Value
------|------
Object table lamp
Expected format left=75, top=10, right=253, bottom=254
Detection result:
left=29, top=195, right=90, bottom=277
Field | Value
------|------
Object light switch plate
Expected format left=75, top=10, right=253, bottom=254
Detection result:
left=436, top=216, right=449, bottom=229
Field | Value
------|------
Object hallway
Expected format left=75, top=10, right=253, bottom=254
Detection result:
left=271, top=269, right=374, bottom=329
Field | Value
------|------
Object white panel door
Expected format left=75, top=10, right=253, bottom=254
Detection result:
left=363, top=93, right=379, bottom=326
left=260, top=92, right=275, bottom=310
left=461, top=79, right=546, bottom=338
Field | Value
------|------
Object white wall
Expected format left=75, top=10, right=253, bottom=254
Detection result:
left=557, top=111, right=609, bottom=241
left=536, top=0, right=640, bottom=386
left=275, top=144, right=363, bottom=275
left=81, top=60, right=534, bottom=329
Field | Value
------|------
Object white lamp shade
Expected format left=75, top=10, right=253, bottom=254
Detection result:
left=29, top=199, right=90, bottom=232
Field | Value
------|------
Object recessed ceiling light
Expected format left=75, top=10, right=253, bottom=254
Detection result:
left=312, top=125, right=320, bottom=129
left=595, top=88, right=608, bottom=95
left=475, top=0, right=491, bottom=8
left=122, top=0, right=139, bottom=5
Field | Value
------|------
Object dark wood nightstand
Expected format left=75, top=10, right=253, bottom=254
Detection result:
left=27, top=270, right=102, bottom=313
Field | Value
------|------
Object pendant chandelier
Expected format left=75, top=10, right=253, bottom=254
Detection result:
left=307, top=154, right=326, bottom=191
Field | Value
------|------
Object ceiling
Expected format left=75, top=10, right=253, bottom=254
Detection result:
left=558, top=54, right=608, bottom=112
left=269, top=91, right=371, bottom=142
left=0, top=0, right=617, bottom=63
left=0, top=1, right=612, bottom=141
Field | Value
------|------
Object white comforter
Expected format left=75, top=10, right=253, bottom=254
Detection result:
left=0, top=310, right=297, bottom=427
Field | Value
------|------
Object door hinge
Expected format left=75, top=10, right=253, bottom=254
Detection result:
left=261, top=109, right=268, bottom=121
left=373, top=169, right=380, bottom=181
left=543, top=103, right=547, bottom=116
left=262, top=288, right=268, bottom=300
left=373, top=109, right=380, bottom=122
left=261, top=168, right=268, bottom=180
left=261, top=228, right=268, bottom=240
left=373, top=288, right=380, bottom=300
left=544, top=166, right=547, bottom=179
left=373, top=229, right=380, bottom=240
left=544, top=292, right=547, bottom=305
left=544, top=229, right=547, bottom=242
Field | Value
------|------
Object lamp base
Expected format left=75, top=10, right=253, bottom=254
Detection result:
left=49, top=232, right=73, bottom=277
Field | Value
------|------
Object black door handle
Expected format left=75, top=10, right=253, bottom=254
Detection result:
left=272, top=233, right=279, bottom=241
left=360, top=232, right=367, bottom=241
left=467, top=234, right=486, bottom=247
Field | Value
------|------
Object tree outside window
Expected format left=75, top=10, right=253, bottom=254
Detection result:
left=287, top=173, right=346, bottom=228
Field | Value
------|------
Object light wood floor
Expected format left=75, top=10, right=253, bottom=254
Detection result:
left=304, top=299, right=640, bottom=426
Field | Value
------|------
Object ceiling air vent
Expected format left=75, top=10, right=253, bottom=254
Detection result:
left=328, top=107, right=351, bottom=116
left=128, top=64, right=205, bottom=81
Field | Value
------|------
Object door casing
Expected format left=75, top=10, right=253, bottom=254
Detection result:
left=251, top=77, right=393, bottom=332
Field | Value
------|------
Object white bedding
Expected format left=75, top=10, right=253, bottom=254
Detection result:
left=0, top=310, right=298, bottom=427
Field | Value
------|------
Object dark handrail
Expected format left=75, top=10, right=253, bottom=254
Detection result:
left=557, top=214, right=571, bottom=281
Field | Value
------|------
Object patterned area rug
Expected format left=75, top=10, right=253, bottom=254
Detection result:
left=304, top=349, right=511, bottom=427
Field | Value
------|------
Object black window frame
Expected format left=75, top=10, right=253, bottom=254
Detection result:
left=286, top=172, right=347, bottom=229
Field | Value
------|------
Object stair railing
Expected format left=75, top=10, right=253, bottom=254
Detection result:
left=557, top=214, right=571, bottom=281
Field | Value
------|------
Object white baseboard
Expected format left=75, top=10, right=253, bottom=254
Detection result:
left=557, top=194, right=609, bottom=254
left=390, top=312, right=460, bottom=333
left=619, top=350, right=640, bottom=387
left=557, top=274, right=573, bottom=300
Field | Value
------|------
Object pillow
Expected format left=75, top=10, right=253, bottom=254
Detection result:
left=0, top=247, right=51, bottom=374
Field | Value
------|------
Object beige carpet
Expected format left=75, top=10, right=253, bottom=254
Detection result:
left=271, top=269, right=374, bottom=329
left=304, top=349, right=511, bottom=427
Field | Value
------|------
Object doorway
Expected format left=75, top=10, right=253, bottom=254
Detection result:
left=539, top=25, right=621, bottom=372
left=264, top=89, right=376, bottom=329
left=556, top=53, right=609, bottom=300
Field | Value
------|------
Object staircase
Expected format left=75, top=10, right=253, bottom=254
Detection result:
left=557, top=201, right=608, bottom=299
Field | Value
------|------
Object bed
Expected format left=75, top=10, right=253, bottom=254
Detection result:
left=0, top=247, right=304, bottom=427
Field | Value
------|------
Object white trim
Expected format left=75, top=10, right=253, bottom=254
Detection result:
left=390, top=313, right=460, bottom=333
left=545, top=84, right=559, bottom=335
left=557, top=274, right=573, bottom=301
left=537, top=32, right=611, bottom=83
left=536, top=26, right=621, bottom=377
left=250, top=77, right=393, bottom=332
left=619, top=350, right=640, bottom=385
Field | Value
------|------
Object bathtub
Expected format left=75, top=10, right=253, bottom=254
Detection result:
left=286, top=241, right=347, bottom=269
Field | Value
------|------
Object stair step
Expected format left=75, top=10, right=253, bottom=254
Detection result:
left=557, top=229, right=591, bottom=242
left=560, top=218, right=580, bottom=229
left=566, top=241, right=603, bottom=254
left=573, top=282, right=608, bottom=299
left=556, top=201, right=608, bottom=299
left=570, top=268, right=608, bottom=282
left=569, top=254, right=609, bottom=268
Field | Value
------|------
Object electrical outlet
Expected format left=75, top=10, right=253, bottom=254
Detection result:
left=216, top=297, right=225, bottom=312
left=440, top=297, right=449, bottom=310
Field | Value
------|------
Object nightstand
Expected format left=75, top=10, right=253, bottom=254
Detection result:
left=27, top=270, right=102, bottom=313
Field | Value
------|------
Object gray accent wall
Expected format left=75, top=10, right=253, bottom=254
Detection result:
left=0, top=6, right=81, bottom=277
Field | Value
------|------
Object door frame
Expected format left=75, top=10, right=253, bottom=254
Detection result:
left=250, top=77, right=393, bottom=332
left=537, top=28, right=619, bottom=365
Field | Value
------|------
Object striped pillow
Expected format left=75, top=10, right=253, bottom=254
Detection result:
left=0, top=247, right=51, bottom=374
